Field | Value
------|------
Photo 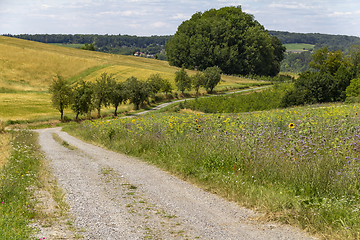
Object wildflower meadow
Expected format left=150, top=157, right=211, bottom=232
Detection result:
left=67, top=103, right=360, bottom=239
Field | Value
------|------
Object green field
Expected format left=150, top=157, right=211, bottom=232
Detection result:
left=284, top=43, right=315, bottom=52
left=0, top=36, right=262, bottom=122
left=49, top=43, right=85, bottom=49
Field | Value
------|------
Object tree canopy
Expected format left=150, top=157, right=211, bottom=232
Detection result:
left=165, top=6, right=285, bottom=76
left=174, top=66, right=191, bottom=94
left=124, top=77, right=151, bottom=110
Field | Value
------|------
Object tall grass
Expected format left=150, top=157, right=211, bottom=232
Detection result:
left=65, top=104, right=360, bottom=239
left=0, top=130, right=41, bottom=239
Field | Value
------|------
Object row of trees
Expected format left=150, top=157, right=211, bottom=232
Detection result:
left=174, top=66, right=222, bottom=94
left=49, top=66, right=222, bottom=121
left=281, top=46, right=360, bottom=107
left=49, top=73, right=173, bottom=121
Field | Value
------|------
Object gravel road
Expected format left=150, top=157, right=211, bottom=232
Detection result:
left=35, top=127, right=317, bottom=239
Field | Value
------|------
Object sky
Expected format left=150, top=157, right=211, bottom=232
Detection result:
left=1, top=0, right=360, bottom=37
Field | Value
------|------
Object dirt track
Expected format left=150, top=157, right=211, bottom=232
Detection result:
left=34, top=127, right=316, bottom=239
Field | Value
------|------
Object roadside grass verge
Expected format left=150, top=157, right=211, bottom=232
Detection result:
left=64, top=103, right=360, bottom=240
left=0, top=130, right=78, bottom=239
left=0, top=130, right=41, bottom=239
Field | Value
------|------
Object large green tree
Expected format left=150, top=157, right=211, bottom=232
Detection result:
left=48, top=75, right=72, bottom=121
left=166, top=6, right=285, bottom=76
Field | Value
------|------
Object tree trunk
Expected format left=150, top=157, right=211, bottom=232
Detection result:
left=60, top=109, right=64, bottom=121
left=114, top=105, right=118, bottom=117
left=97, top=108, right=101, bottom=118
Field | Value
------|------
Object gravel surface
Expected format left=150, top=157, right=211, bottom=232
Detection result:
left=35, top=127, right=317, bottom=239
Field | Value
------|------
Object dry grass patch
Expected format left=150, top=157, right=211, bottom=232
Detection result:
left=0, top=131, right=11, bottom=167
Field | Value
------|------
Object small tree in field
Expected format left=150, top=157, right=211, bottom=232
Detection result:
left=93, top=72, right=113, bottom=117
left=161, top=79, right=173, bottom=95
left=191, top=72, right=206, bottom=96
left=71, top=80, right=93, bottom=121
left=109, top=81, right=127, bottom=117
left=147, top=73, right=163, bottom=98
left=49, top=75, right=72, bottom=121
left=203, top=66, right=222, bottom=93
left=124, top=77, right=151, bottom=110
left=175, top=66, right=191, bottom=94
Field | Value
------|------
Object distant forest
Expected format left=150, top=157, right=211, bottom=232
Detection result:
left=269, top=31, right=360, bottom=51
left=3, top=34, right=170, bottom=60
left=5, top=31, right=360, bottom=73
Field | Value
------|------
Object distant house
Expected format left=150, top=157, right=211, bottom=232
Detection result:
left=134, top=51, right=145, bottom=56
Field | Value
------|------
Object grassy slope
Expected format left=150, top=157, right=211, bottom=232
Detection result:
left=0, top=36, right=260, bottom=121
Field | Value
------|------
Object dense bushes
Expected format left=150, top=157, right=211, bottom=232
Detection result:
left=280, top=46, right=360, bottom=108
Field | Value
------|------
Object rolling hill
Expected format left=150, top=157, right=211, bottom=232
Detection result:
left=0, top=36, right=258, bottom=121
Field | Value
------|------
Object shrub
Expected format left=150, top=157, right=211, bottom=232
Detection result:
left=346, top=78, right=360, bottom=98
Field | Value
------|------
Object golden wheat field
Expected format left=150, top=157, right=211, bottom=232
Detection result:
left=0, top=36, right=260, bottom=121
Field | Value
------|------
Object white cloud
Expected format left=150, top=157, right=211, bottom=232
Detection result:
left=328, top=11, right=356, bottom=17
left=1, top=0, right=360, bottom=36
left=152, top=21, right=167, bottom=28
left=171, top=13, right=189, bottom=20
left=268, top=2, right=319, bottom=10
left=41, top=4, right=51, bottom=10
